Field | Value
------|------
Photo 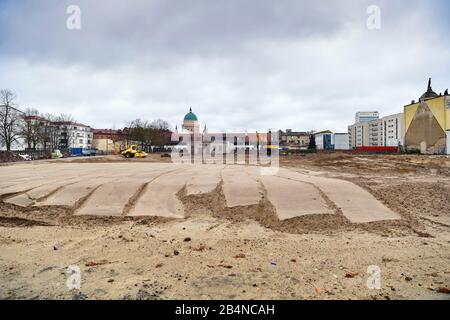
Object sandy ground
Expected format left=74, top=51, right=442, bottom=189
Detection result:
left=0, top=153, right=449, bottom=300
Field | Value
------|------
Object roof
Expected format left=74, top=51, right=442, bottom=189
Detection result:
left=420, top=78, right=439, bottom=101
left=313, top=130, right=333, bottom=135
left=52, top=121, right=90, bottom=128
left=279, top=130, right=309, bottom=136
left=183, top=107, right=198, bottom=121
left=24, top=115, right=47, bottom=121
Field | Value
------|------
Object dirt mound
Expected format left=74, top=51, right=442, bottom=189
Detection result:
left=0, top=151, right=24, bottom=163
left=179, top=180, right=414, bottom=237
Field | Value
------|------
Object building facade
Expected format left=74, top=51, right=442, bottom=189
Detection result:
left=52, top=121, right=92, bottom=150
left=334, top=133, right=350, bottom=150
left=278, top=129, right=311, bottom=149
left=314, top=131, right=334, bottom=150
left=381, top=113, right=403, bottom=147
left=355, top=111, right=379, bottom=123
left=92, top=128, right=128, bottom=154
left=181, top=107, right=200, bottom=133
left=348, top=112, right=403, bottom=148
left=404, top=78, right=449, bottom=154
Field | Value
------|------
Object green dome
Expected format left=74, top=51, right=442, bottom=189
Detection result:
left=184, top=108, right=198, bottom=121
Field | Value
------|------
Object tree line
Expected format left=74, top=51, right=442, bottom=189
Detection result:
left=125, top=118, right=171, bottom=151
left=0, top=89, right=78, bottom=151
left=0, top=88, right=172, bottom=152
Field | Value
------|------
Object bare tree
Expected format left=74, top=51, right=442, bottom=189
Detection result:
left=149, top=119, right=171, bottom=147
left=56, top=113, right=75, bottom=123
left=150, top=118, right=169, bottom=130
left=126, top=118, right=151, bottom=150
left=125, top=118, right=171, bottom=150
left=54, top=113, right=76, bottom=150
left=40, top=113, right=59, bottom=151
left=20, top=108, right=43, bottom=150
left=0, top=89, right=23, bottom=151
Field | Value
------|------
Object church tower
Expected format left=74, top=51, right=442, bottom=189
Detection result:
left=182, top=107, right=199, bottom=133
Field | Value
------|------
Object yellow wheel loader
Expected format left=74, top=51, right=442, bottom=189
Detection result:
left=120, top=145, right=148, bottom=158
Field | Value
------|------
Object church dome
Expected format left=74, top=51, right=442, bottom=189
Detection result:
left=420, top=78, right=439, bottom=100
left=184, top=108, right=198, bottom=121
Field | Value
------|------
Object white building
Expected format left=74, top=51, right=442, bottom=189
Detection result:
left=348, top=112, right=403, bottom=148
left=53, top=121, right=92, bottom=149
left=314, top=131, right=334, bottom=150
left=381, top=113, right=403, bottom=147
left=334, top=133, right=350, bottom=150
left=348, top=122, right=366, bottom=148
left=355, top=111, right=379, bottom=123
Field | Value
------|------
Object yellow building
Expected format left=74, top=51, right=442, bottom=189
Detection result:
left=404, top=79, right=450, bottom=154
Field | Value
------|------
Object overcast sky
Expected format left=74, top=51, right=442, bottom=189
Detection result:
left=0, top=0, right=449, bottom=132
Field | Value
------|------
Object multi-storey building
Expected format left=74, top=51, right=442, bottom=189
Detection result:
left=355, top=111, right=379, bottom=123
left=348, top=112, right=403, bottom=148
left=52, top=121, right=92, bottom=150
left=381, top=113, right=403, bottom=147
left=348, top=122, right=368, bottom=148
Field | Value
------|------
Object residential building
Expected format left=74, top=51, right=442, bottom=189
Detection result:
left=348, top=122, right=368, bottom=148
left=92, top=128, right=128, bottom=154
left=355, top=111, right=379, bottom=123
left=348, top=112, right=403, bottom=148
left=22, top=114, right=51, bottom=150
left=278, top=129, right=311, bottom=149
left=404, top=78, right=449, bottom=154
left=381, top=113, right=403, bottom=147
left=52, top=121, right=92, bottom=149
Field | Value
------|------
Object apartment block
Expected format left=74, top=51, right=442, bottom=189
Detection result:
left=348, top=112, right=403, bottom=148
left=355, top=111, right=379, bottom=123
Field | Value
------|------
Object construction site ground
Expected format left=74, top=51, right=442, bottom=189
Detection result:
left=0, top=153, right=449, bottom=299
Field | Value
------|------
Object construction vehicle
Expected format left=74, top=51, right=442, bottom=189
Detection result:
left=120, top=145, right=148, bottom=158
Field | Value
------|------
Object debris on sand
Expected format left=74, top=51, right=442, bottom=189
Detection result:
left=345, top=272, right=358, bottom=278
left=207, top=264, right=233, bottom=269
left=192, top=244, right=207, bottom=252
left=436, top=287, right=450, bottom=294
left=85, top=260, right=109, bottom=267
left=0, top=151, right=24, bottom=163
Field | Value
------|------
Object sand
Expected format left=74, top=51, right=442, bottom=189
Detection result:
left=0, top=153, right=449, bottom=300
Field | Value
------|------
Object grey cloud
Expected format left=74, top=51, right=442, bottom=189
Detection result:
left=0, top=0, right=449, bottom=132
